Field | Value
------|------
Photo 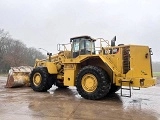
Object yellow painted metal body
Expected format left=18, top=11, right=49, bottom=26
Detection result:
left=34, top=60, right=58, bottom=74
left=61, top=45, right=155, bottom=88
left=63, top=64, right=77, bottom=86
left=34, top=39, right=156, bottom=89
left=114, top=45, right=156, bottom=87
left=45, top=62, right=58, bottom=74
left=98, top=45, right=156, bottom=88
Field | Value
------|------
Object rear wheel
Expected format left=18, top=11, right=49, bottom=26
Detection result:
left=76, top=66, right=111, bottom=100
left=30, top=67, right=54, bottom=92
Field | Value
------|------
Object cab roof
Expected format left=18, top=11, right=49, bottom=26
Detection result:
left=70, top=35, right=95, bottom=42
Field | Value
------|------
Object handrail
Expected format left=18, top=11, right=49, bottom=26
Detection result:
left=57, top=43, right=71, bottom=51
left=56, top=38, right=119, bottom=56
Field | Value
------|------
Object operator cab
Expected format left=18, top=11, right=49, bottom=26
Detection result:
left=70, top=36, right=96, bottom=58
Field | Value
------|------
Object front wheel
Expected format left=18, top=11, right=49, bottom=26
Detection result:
left=30, top=67, right=54, bottom=92
left=76, top=66, right=111, bottom=100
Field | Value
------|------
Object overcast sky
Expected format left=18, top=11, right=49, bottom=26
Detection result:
left=0, top=0, right=160, bottom=61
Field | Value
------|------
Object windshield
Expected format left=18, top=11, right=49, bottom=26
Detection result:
left=85, top=40, right=95, bottom=53
left=73, top=39, right=80, bottom=52
left=72, top=38, right=95, bottom=54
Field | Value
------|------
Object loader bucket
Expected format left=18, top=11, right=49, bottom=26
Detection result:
left=5, top=66, right=33, bottom=88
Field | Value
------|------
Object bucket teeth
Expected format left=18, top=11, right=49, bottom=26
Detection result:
left=5, top=66, right=33, bottom=88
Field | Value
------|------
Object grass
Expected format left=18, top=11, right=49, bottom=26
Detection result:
left=154, top=72, right=160, bottom=84
left=153, top=72, right=160, bottom=77
left=0, top=74, right=8, bottom=77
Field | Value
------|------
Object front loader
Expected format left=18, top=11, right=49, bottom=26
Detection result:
left=6, top=66, right=33, bottom=88
left=30, top=35, right=156, bottom=100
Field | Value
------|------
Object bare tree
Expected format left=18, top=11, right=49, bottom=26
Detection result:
left=0, top=29, right=45, bottom=73
left=0, top=29, right=10, bottom=73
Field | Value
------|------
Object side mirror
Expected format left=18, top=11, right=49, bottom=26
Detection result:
left=111, top=36, right=116, bottom=46
left=47, top=53, right=52, bottom=56
left=47, top=53, right=52, bottom=62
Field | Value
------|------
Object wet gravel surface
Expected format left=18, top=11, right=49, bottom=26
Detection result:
left=0, top=76, right=160, bottom=120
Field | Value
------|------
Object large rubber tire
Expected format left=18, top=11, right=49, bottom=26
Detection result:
left=76, top=66, right=111, bottom=100
left=109, top=84, right=121, bottom=94
left=55, top=80, right=68, bottom=88
left=30, top=67, right=54, bottom=92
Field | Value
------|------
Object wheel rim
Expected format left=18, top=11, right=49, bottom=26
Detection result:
left=33, top=73, right=42, bottom=86
left=81, top=74, right=98, bottom=92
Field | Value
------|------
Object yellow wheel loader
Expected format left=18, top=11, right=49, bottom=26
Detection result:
left=30, top=36, right=156, bottom=100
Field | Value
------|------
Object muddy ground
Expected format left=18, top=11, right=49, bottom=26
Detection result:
left=0, top=76, right=160, bottom=120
